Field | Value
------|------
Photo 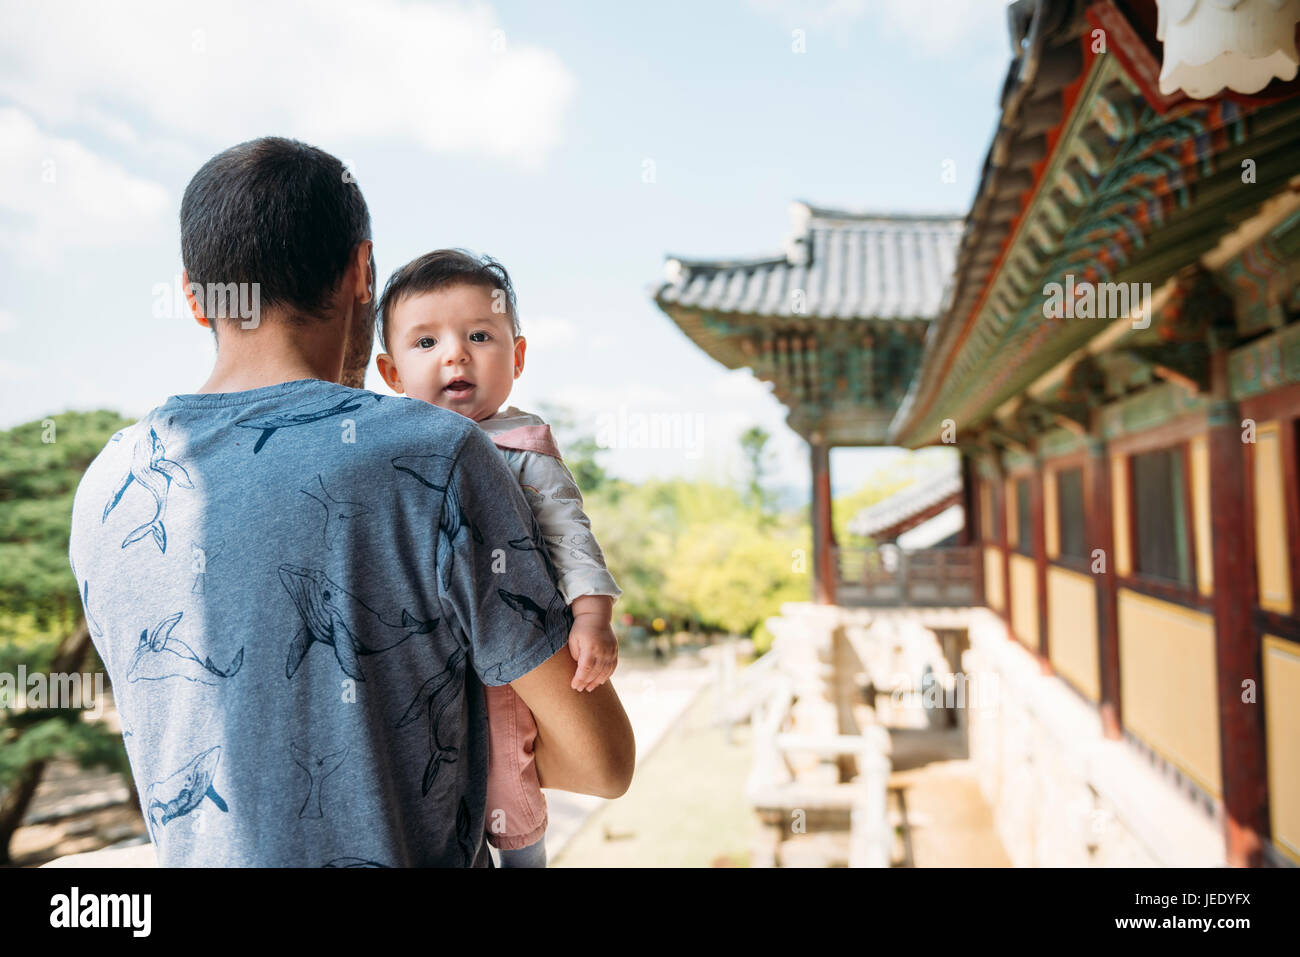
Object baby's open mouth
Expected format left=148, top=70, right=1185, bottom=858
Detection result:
left=444, top=379, right=475, bottom=394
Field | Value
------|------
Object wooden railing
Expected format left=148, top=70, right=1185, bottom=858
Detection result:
left=833, top=545, right=978, bottom=607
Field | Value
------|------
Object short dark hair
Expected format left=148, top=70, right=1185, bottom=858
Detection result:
left=180, top=137, right=371, bottom=325
left=376, top=248, right=519, bottom=352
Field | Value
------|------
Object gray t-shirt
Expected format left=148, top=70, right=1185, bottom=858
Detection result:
left=68, top=378, right=572, bottom=867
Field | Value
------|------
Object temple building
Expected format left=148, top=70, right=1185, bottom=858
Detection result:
left=652, top=0, right=1300, bottom=868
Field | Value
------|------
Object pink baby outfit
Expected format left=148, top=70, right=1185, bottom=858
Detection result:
left=477, top=407, right=622, bottom=852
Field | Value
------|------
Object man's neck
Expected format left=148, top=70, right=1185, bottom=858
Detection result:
left=196, top=318, right=346, bottom=395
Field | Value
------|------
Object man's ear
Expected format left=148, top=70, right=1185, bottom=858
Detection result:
left=353, top=241, right=374, bottom=303
left=513, top=336, right=526, bottom=379
left=183, top=270, right=211, bottom=329
left=375, top=352, right=404, bottom=394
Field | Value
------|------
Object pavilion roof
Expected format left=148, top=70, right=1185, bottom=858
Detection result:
left=650, top=205, right=963, bottom=444
left=656, top=204, right=963, bottom=325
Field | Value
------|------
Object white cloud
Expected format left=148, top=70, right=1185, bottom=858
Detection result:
left=0, top=0, right=576, bottom=169
left=0, top=108, right=171, bottom=263
left=0, top=309, right=16, bottom=333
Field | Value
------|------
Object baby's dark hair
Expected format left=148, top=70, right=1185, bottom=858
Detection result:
left=376, top=248, right=519, bottom=352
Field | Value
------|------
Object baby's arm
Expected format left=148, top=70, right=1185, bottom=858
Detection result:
left=517, top=452, right=621, bottom=692
left=569, top=594, right=617, bottom=693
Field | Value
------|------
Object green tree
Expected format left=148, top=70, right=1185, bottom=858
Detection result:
left=0, top=410, right=136, bottom=863
left=739, top=425, right=775, bottom=521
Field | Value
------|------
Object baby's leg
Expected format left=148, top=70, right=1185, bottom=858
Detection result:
left=483, top=683, right=549, bottom=864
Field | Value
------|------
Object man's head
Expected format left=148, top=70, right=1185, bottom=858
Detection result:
left=180, top=137, right=375, bottom=384
left=375, top=249, right=525, bottom=422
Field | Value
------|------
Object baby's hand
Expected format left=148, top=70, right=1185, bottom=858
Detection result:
left=568, top=610, right=618, bottom=693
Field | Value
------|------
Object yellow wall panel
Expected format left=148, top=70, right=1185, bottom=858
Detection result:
left=984, top=545, right=1004, bottom=611
left=1118, top=589, right=1221, bottom=797
left=1111, top=455, right=1131, bottom=577
left=1044, top=469, right=1059, bottom=560
left=1190, top=435, right=1213, bottom=597
left=1263, top=635, right=1300, bottom=865
left=1010, top=553, right=1039, bottom=651
left=1048, top=566, right=1099, bottom=701
left=1254, top=422, right=1292, bottom=615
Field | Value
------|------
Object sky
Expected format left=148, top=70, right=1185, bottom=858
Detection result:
left=0, top=0, right=1012, bottom=500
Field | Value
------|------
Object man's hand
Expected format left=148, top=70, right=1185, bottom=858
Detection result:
left=568, top=595, right=617, bottom=692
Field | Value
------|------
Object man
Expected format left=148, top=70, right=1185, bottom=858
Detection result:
left=68, top=137, right=634, bottom=866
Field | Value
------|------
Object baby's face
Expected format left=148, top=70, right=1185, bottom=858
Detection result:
left=378, top=283, right=524, bottom=422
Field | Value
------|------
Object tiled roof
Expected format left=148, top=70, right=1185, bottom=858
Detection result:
left=848, top=458, right=963, bottom=537
left=656, top=203, right=963, bottom=321
left=896, top=505, right=965, bottom=550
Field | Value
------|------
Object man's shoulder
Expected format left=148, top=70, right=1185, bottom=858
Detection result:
left=360, top=390, right=481, bottom=450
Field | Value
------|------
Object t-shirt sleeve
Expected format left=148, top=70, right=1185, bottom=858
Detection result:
left=436, top=427, right=574, bottom=687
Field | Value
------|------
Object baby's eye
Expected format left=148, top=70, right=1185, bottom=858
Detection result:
left=416, top=336, right=436, bottom=349
left=469, top=331, right=490, bottom=342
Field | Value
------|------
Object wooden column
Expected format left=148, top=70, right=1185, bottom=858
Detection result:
left=1207, top=396, right=1268, bottom=867
left=997, top=456, right=1013, bottom=634
left=959, top=452, right=976, bottom=546
left=810, top=437, right=837, bottom=606
left=965, top=451, right=985, bottom=605
left=1030, top=461, right=1051, bottom=674
left=1086, top=435, right=1122, bottom=740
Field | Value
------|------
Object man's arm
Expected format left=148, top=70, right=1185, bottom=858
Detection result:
left=436, top=427, right=635, bottom=800
left=510, top=647, right=635, bottom=798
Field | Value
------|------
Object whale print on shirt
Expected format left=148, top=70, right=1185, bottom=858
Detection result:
left=234, top=392, right=375, bottom=454
left=127, top=611, right=244, bottom=686
left=101, top=426, right=193, bottom=553
left=291, top=742, right=349, bottom=819
left=145, top=745, right=228, bottom=841
left=278, top=565, right=437, bottom=681
left=396, top=647, right=466, bottom=797
left=299, top=475, right=371, bottom=550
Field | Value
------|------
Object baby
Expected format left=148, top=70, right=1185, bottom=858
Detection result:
left=375, top=248, right=621, bottom=868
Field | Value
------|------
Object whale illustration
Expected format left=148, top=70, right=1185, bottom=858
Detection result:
left=291, top=742, right=349, bottom=819
left=497, top=588, right=568, bottom=638
left=278, top=565, right=438, bottom=681
left=323, top=857, right=388, bottom=868
left=127, top=611, right=244, bottom=685
left=82, top=580, right=103, bottom=639
left=456, top=796, right=474, bottom=867
left=396, top=647, right=466, bottom=796
left=299, top=475, right=371, bottom=550
left=392, top=454, right=484, bottom=545
left=145, top=745, right=228, bottom=841
left=102, top=426, right=193, bottom=553
left=235, top=394, right=371, bottom=454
